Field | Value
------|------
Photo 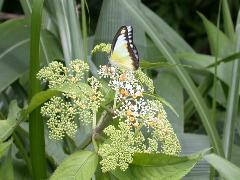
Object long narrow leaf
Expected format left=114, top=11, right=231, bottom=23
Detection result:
left=222, top=0, right=235, bottom=41
left=223, top=11, right=240, bottom=160
left=204, top=154, right=240, bottom=180
left=47, top=0, right=84, bottom=65
left=198, top=12, right=234, bottom=57
left=29, top=0, right=46, bottom=178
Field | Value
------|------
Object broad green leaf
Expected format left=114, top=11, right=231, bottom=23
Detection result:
left=0, top=100, right=22, bottom=142
left=28, top=83, right=93, bottom=113
left=112, top=149, right=206, bottom=180
left=0, top=18, right=63, bottom=93
left=71, top=123, right=92, bottom=149
left=204, top=154, right=240, bottom=180
left=154, top=72, right=183, bottom=134
left=180, top=133, right=210, bottom=178
left=0, top=19, right=29, bottom=93
left=51, top=151, right=98, bottom=180
left=19, top=0, right=63, bottom=64
left=27, top=89, right=60, bottom=113
left=95, top=166, right=112, bottom=180
left=44, top=125, right=68, bottom=166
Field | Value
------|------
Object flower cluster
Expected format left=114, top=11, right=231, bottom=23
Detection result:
left=37, top=60, right=89, bottom=88
left=91, top=43, right=112, bottom=54
left=98, top=122, right=145, bottom=172
left=37, top=60, right=103, bottom=139
left=38, top=44, right=181, bottom=173
left=97, top=65, right=181, bottom=172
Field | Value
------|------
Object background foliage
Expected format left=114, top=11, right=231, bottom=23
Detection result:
left=0, top=0, right=240, bottom=179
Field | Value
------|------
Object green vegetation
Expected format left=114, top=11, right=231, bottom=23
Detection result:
left=0, top=0, right=240, bottom=179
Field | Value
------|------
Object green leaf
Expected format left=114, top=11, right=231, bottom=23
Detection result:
left=222, top=12, right=240, bottom=160
left=0, top=19, right=29, bottom=93
left=140, top=60, right=191, bottom=70
left=0, top=19, right=63, bottom=93
left=154, top=72, right=183, bottom=134
left=19, top=122, right=68, bottom=167
left=51, top=151, right=98, bottom=180
left=207, top=52, right=240, bottom=68
left=140, top=3, right=194, bottom=53
left=44, top=125, right=68, bottom=166
left=180, top=133, right=210, bottom=178
left=222, top=0, right=235, bottom=41
left=144, top=92, right=179, bottom=118
left=122, top=0, right=224, bottom=156
left=0, top=100, right=21, bottom=142
left=46, top=0, right=84, bottom=64
left=204, top=153, right=240, bottom=180
left=29, top=0, right=46, bottom=178
left=27, top=83, right=93, bottom=113
left=198, top=12, right=234, bottom=57
left=27, top=89, right=60, bottom=113
left=178, top=52, right=233, bottom=91
left=112, top=150, right=206, bottom=180
left=0, top=144, right=14, bottom=180
left=0, top=139, right=12, bottom=157
left=184, top=76, right=213, bottom=121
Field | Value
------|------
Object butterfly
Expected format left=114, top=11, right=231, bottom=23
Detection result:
left=109, top=26, right=139, bottom=71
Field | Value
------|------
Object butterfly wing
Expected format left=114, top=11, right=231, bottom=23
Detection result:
left=109, top=26, right=139, bottom=70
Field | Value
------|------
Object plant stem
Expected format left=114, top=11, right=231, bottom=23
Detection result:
left=134, top=122, right=144, bottom=137
left=92, top=111, right=98, bottom=152
left=29, top=0, right=46, bottom=179
left=113, top=93, right=117, bottom=110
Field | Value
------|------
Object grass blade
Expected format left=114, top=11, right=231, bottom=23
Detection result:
left=204, top=153, right=240, bottom=180
left=122, top=0, right=224, bottom=156
left=81, top=0, right=88, bottom=62
left=223, top=11, right=240, bottom=160
left=222, top=0, right=235, bottom=41
left=184, top=76, right=213, bottom=121
left=207, top=52, right=240, bottom=67
left=48, top=0, right=84, bottom=65
left=198, top=12, right=234, bottom=57
left=29, top=0, right=46, bottom=178
left=68, top=0, right=84, bottom=60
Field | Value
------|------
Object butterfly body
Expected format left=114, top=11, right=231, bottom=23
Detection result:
left=109, top=26, right=139, bottom=70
